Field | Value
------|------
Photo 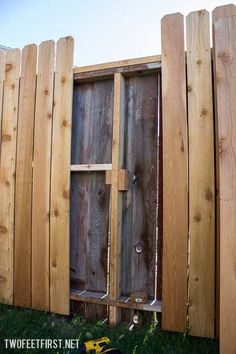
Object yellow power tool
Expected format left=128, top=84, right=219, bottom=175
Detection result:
left=79, top=337, right=122, bottom=353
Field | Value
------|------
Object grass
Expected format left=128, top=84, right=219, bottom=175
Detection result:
left=0, top=304, right=219, bottom=354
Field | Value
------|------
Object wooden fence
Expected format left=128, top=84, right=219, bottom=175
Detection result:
left=162, top=4, right=236, bottom=353
left=0, top=37, right=74, bottom=315
left=0, top=4, right=236, bottom=354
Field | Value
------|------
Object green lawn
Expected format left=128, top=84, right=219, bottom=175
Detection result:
left=0, top=304, right=219, bottom=353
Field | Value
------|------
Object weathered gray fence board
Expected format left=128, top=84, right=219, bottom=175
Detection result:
left=121, top=73, right=159, bottom=298
left=70, top=80, right=113, bottom=317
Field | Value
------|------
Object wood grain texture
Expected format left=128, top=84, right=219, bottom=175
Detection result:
left=212, top=4, right=236, bottom=339
left=74, top=55, right=161, bottom=74
left=212, top=3, right=236, bottom=23
left=14, top=44, right=37, bottom=308
left=50, top=36, right=74, bottom=315
left=32, top=40, right=55, bottom=310
left=186, top=10, right=215, bottom=339
left=71, top=164, right=112, bottom=171
left=74, top=62, right=160, bottom=83
left=0, top=51, right=6, bottom=152
left=156, top=72, right=162, bottom=301
left=0, top=49, right=20, bottom=304
left=161, top=13, right=188, bottom=333
left=70, top=289, right=162, bottom=312
left=109, top=73, right=125, bottom=326
left=214, top=15, right=236, bottom=354
left=121, top=74, right=158, bottom=299
left=70, top=79, right=113, bottom=319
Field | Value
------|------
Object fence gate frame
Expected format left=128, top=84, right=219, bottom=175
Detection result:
left=70, top=56, right=162, bottom=325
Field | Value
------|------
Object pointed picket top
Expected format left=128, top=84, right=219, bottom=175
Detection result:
left=186, top=9, right=209, bottom=20
left=38, top=40, right=55, bottom=75
left=186, top=9, right=210, bottom=39
left=55, top=36, right=74, bottom=73
left=186, top=10, right=210, bottom=55
left=212, top=3, right=236, bottom=24
left=40, top=39, right=55, bottom=46
left=22, top=43, right=37, bottom=51
left=161, top=13, right=184, bottom=60
left=161, top=12, right=184, bottom=22
left=161, top=13, right=184, bottom=37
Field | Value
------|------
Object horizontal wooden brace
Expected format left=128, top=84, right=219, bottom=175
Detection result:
left=106, top=169, right=128, bottom=191
left=70, top=289, right=161, bottom=312
left=71, top=163, right=112, bottom=171
left=74, top=62, right=161, bottom=82
left=73, top=55, right=162, bottom=74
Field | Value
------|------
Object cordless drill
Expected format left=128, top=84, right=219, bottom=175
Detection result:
left=79, top=337, right=122, bottom=353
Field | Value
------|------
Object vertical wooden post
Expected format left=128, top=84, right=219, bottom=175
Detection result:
left=109, top=73, right=125, bottom=326
left=14, top=44, right=37, bottom=308
left=186, top=10, right=215, bottom=338
left=161, top=13, right=188, bottom=333
left=212, top=4, right=236, bottom=339
left=50, top=36, right=74, bottom=315
left=0, top=49, right=20, bottom=304
left=214, top=15, right=236, bottom=354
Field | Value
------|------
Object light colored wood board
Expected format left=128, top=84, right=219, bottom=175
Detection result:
left=50, top=36, right=74, bottom=315
left=212, top=3, right=236, bottom=339
left=70, top=80, right=113, bottom=319
left=71, top=164, right=112, bottom=171
left=118, top=169, right=128, bottom=191
left=14, top=44, right=37, bottom=308
left=214, top=15, right=236, bottom=354
left=186, top=10, right=215, bottom=339
left=161, top=13, right=188, bottom=333
left=156, top=71, right=162, bottom=301
left=70, top=289, right=162, bottom=312
left=0, top=48, right=20, bottom=304
left=121, top=75, right=158, bottom=299
left=32, top=40, right=55, bottom=310
left=74, top=62, right=161, bottom=83
left=0, top=51, right=6, bottom=152
left=105, top=169, right=128, bottom=191
left=212, top=3, right=236, bottom=23
left=73, top=55, right=161, bottom=74
left=106, top=170, right=112, bottom=184
left=109, top=73, right=125, bottom=326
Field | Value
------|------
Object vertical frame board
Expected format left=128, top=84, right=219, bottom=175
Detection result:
left=0, top=51, right=6, bottom=151
left=14, top=44, right=37, bottom=308
left=212, top=4, right=236, bottom=339
left=109, top=73, right=125, bottom=326
left=214, top=15, right=236, bottom=354
left=156, top=72, right=163, bottom=301
left=70, top=79, right=113, bottom=319
left=0, top=49, right=20, bottom=304
left=121, top=74, right=158, bottom=299
left=50, top=37, right=74, bottom=315
left=186, top=10, right=215, bottom=338
left=161, top=13, right=188, bottom=332
left=32, top=40, right=55, bottom=310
